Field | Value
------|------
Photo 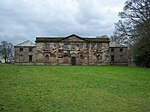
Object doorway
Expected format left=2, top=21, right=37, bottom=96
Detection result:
left=29, top=55, right=32, bottom=62
left=71, top=57, right=76, bottom=65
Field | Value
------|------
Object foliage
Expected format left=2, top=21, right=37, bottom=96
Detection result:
left=114, top=0, right=150, bottom=67
left=0, top=41, right=14, bottom=63
left=0, top=64, right=150, bottom=112
left=133, top=34, right=150, bottom=67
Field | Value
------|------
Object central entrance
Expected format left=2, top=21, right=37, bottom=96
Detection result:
left=71, top=57, right=76, bottom=65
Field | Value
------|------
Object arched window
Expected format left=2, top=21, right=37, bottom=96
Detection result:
left=45, top=55, right=49, bottom=61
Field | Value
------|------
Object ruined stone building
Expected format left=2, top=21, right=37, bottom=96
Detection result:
left=109, top=42, right=128, bottom=65
left=14, top=34, right=128, bottom=65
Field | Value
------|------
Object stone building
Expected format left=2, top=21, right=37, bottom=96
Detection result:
left=14, top=40, right=36, bottom=65
left=14, top=34, right=128, bottom=65
left=109, top=42, right=128, bottom=65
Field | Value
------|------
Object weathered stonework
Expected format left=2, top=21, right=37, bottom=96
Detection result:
left=109, top=42, right=128, bottom=65
left=14, top=34, right=128, bottom=65
left=14, top=46, right=36, bottom=65
left=14, top=40, right=36, bottom=65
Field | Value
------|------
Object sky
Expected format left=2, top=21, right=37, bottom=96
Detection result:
left=0, top=0, right=126, bottom=45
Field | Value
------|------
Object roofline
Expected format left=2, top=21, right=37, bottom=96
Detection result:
left=35, top=39, right=110, bottom=43
left=36, top=34, right=110, bottom=43
left=14, top=46, right=36, bottom=47
left=15, top=40, right=36, bottom=47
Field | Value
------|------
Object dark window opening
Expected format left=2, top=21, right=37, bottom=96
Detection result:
left=111, top=55, right=114, bottom=62
left=111, top=48, right=114, bottom=52
left=29, top=47, right=33, bottom=52
left=20, top=48, right=23, bottom=51
left=29, top=55, right=32, bottom=62
left=64, top=52, right=68, bottom=57
left=120, top=48, right=123, bottom=52
left=96, top=55, right=100, bottom=61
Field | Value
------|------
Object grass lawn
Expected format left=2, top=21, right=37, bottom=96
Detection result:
left=0, top=64, right=150, bottom=112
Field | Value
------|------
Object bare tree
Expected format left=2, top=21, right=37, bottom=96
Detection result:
left=0, top=41, right=14, bottom=63
left=114, top=0, right=150, bottom=45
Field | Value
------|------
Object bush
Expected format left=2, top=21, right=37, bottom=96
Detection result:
left=133, top=35, right=150, bottom=68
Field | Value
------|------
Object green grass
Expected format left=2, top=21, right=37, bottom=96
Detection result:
left=0, top=64, right=150, bottom=112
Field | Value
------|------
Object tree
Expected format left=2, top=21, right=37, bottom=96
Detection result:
left=0, top=41, right=14, bottom=63
left=114, top=0, right=150, bottom=67
left=115, top=0, right=150, bottom=42
left=132, top=34, right=150, bottom=67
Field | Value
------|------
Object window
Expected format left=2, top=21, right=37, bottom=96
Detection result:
left=80, top=43, right=84, bottom=51
left=29, top=55, right=32, bottom=62
left=80, top=54, right=84, bottom=59
left=45, top=55, right=49, bottom=61
left=29, top=47, right=33, bottom=52
left=20, top=48, right=23, bottom=51
left=72, top=43, right=76, bottom=49
left=45, top=43, right=50, bottom=49
left=111, top=55, right=114, bottom=62
left=120, top=48, right=123, bottom=52
left=63, top=42, right=68, bottom=50
left=97, top=43, right=101, bottom=49
left=111, top=48, right=114, bottom=52
left=50, top=43, right=54, bottom=49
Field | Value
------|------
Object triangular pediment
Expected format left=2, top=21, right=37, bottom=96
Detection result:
left=61, top=34, right=85, bottom=42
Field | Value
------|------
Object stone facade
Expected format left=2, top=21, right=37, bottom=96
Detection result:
left=109, top=42, right=128, bottom=65
left=14, top=34, right=128, bottom=65
left=14, top=40, right=36, bottom=65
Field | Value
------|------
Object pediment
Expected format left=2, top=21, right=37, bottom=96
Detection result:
left=62, top=34, right=85, bottom=42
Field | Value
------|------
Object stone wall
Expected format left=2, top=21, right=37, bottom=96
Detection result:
left=110, top=47, right=128, bottom=65
left=35, top=41, right=110, bottom=65
left=14, top=46, right=36, bottom=65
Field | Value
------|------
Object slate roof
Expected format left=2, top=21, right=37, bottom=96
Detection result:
left=36, top=34, right=109, bottom=43
left=15, top=40, right=35, bottom=47
left=110, top=41, right=127, bottom=47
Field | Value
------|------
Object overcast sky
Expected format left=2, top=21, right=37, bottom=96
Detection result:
left=0, top=0, right=126, bottom=45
